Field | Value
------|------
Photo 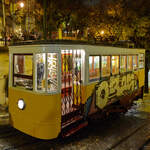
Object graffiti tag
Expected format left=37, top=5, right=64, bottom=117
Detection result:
left=96, top=73, right=138, bottom=109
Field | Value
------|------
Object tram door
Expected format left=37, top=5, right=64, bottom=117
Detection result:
left=61, top=50, right=83, bottom=124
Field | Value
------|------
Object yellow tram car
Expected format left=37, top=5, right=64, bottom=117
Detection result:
left=8, top=42, right=145, bottom=139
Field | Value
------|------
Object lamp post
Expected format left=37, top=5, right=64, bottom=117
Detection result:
left=19, top=1, right=25, bottom=34
left=43, top=0, right=47, bottom=40
left=11, top=1, right=25, bottom=43
left=18, top=1, right=25, bottom=40
left=11, top=0, right=15, bottom=43
left=2, top=0, right=7, bottom=46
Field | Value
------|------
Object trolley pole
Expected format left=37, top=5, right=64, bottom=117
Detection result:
left=2, top=0, right=7, bottom=46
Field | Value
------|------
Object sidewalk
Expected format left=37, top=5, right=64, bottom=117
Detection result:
left=136, top=93, right=150, bottom=113
left=0, top=105, right=9, bottom=125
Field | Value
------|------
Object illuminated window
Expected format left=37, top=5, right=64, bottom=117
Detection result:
left=36, top=53, right=46, bottom=91
left=139, top=54, right=144, bottom=68
left=133, top=55, right=138, bottom=70
left=111, top=56, right=119, bottom=75
left=120, top=56, right=127, bottom=73
left=127, top=56, right=133, bottom=71
left=101, top=56, right=110, bottom=77
left=47, top=53, right=58, bottom=92
left=89, top=56, right=100, bottom=81
left=35, top=53, right=58, bottom=93
left=61, top=52, right=73, bottom=89
left=13, top=54, right=33, bottom=90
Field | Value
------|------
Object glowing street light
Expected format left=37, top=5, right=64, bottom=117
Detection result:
left=20, top=2, right=24, bottom=8
left=100, top=30, right=104, bottom=35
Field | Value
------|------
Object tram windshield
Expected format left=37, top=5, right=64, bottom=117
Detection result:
left=13, top=53, right=58, bottom=93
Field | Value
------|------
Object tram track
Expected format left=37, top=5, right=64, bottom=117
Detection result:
left=0, top=126, right=18, bottom=139
left=139, top=140, right=150, bottom=150
left=110, top=122, right=150, bottom=150
left=0, top=132, right=41, bottom=150
left=106, top=123, right=147, bottom=150
left=0, top=113, right=149, bottom=150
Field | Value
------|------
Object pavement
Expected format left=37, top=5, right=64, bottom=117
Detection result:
left=133, top=93, right=150, bottom=116
left=0, top=104, right=9, bottom=125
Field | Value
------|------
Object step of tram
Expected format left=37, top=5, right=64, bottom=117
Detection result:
left=61, top=117, right=88, bottom=137
left=0, top=113, right=9, bottom=125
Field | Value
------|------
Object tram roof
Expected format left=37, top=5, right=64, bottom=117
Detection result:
left=9, top=40, right=134, bottom=46
left=9, top=40, right=145, bottom=55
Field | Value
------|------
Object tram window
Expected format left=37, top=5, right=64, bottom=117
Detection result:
left=89, top=56, right=100, bottom=81
left=139, top=54, right=144, bottom=68
left=120, top=56, right=127, bottom=73
left=127, top=56, right=133, bottom=71
left=13, top=54, right=33, bottom=90
left=101, top=56, right=110, bottom=77
left=133, top=55, right=138, bottom=70
left=47, top=53, right=58, bottom=92
left=111, top=56, right=119, bottom=75
left=61, top=53, right=73, bottom=89
left=36, top=53, right=46, bottom=91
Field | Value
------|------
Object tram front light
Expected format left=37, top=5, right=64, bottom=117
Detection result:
left=17, top=99, right=25, bottom=110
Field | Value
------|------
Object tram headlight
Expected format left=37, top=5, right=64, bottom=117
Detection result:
left=17, top=99, right=25, bottom=110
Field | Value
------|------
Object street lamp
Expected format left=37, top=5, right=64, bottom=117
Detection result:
left=2, top=0, right=7, bottom=46
left=20, top=2, right=24, bottom=8
left=100, top=30, right=104, bottom=35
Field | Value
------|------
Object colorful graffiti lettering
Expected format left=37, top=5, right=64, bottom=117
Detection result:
left=96, top=73, right=138, bottom=109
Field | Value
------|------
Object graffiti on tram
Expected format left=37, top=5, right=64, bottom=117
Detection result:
left=96, top=72, right=138, bottom=109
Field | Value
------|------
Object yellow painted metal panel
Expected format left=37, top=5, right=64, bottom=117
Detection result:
left=81, top=83, right=97, bottom=104
left=134, top=69, right=145, bottom=88
left=9, top=87, right=61, bottom=139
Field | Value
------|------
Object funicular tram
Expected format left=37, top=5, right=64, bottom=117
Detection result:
left=8, top=41, right=145, bottom=139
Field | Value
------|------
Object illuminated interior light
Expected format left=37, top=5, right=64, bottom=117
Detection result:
left=20, top=2, right=24, bottom=8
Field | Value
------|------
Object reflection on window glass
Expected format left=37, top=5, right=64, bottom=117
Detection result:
left=101, top=56, right=110, bottom=77
left=120, top=56, right=127, bottom=73
left=89, top=56, right=100, bottom=81
left=14, top=77, right=33, bottom=90
left=14, top=55, right=32, bottom=76
left=133, top=55, right=138, bottom=70
left=47, top=53, right=58, bottom=92
left=139, top=54, right=144, bottom=68
left=14, top=55, right=24, bottom=74
left=112, top=56, right=119, bottom=75
left=36, top=53, right=46, bottom=91
left=127, top=56, right=132, bottom=71
left=13, top=54, right=33, bottom=90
